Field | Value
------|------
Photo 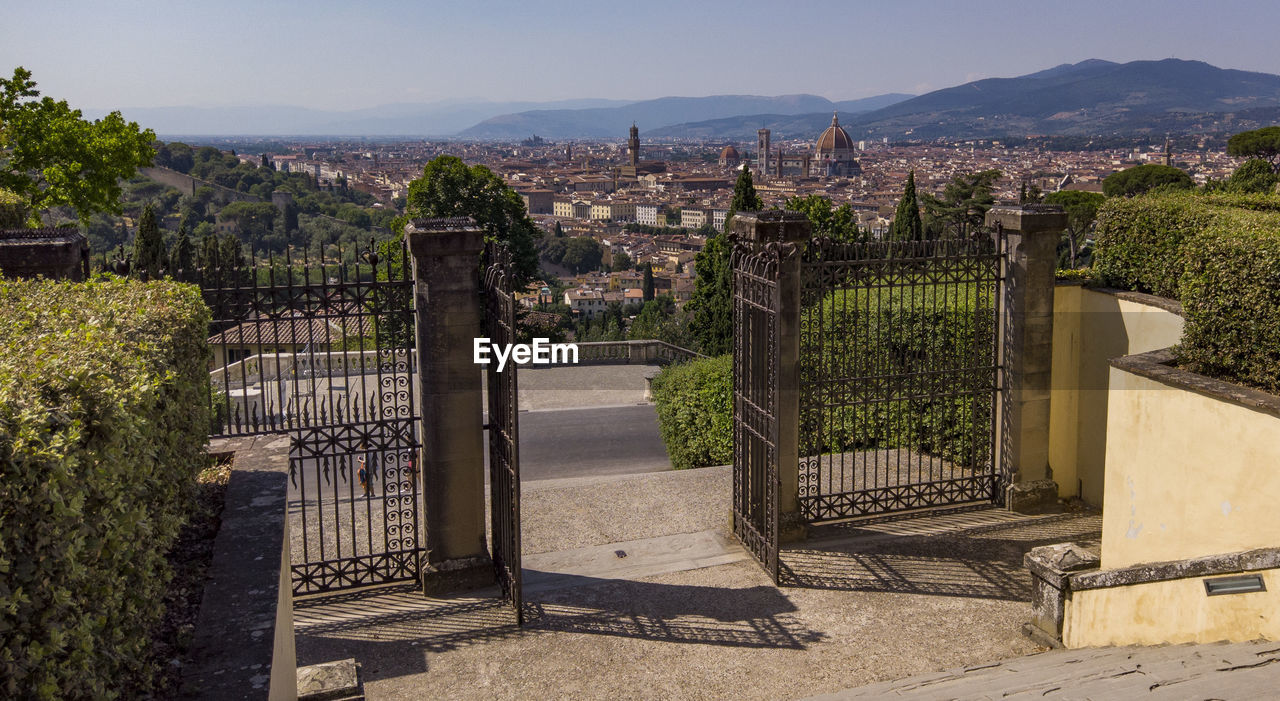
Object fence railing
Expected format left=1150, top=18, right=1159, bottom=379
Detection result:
left=569, top=340, right=704, bottom=366
left=211, top=349, right=415, bottom=391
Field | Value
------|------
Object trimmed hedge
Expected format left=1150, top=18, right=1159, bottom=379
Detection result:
left=0, top=278, right=211, bottom=698
left=801, top=284, right=995, bottom=466
left=1093, top=191, right=1280, bottom=394
left=651, top=355, right=732, bottom=469
left=1178, top=216, right=1280, bottom=393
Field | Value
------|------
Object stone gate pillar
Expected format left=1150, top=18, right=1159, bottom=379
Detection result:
left=405, top=217, right=495, bottom=594
left=731, top=211, right=812, bottom=542
left=985, top=205, right=1067, bottom=513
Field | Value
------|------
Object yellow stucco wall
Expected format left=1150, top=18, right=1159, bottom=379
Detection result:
left=1064, top=569, right=1280, bottom=647
left=1099, top=368, right=1280, bottom=569
left=1047, top=286, right=1184, bottom=504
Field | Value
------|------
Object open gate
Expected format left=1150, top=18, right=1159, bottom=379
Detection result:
left=202, top=243, right=421, bottom=595
left=483, top=243, right=523, bottom=623
left=730, top=239, right=785, bottom=582
left=797, top=235, right=1005, bottom=521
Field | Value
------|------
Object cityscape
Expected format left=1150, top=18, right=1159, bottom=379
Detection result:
left=4, top=2, right=1280, bottom=699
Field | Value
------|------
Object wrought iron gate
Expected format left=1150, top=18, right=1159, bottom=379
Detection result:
left=730, top=240, right=786, bottom=582
left=797, top=235, right=1004, bottom=521
left=202, top=243, right=421, bottom=595
left=483, top=243, right=523, bottom=623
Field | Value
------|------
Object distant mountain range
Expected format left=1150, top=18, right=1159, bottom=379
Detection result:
left=93, top=59, right=1280, bottom=140
left=649, top=59, right=1280, bottom=141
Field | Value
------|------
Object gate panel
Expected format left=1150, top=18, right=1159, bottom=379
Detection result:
left=731, top=242, right=782, bottom=582
left=484, top=243, right=523, bottom=623
left=798, top=236, right=1004, bottom=522
left=202, top=243, right=421, bottom=595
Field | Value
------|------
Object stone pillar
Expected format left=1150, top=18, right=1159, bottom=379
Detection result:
left=405, top=217, right=495, bottom=594
left=985, top=205, right=1066, bottom=513
left=731, top=211, right=812, bottom=542
left=0, top=228, right=89, bottom=281
left=1024, top=543, right=1099, bottom=646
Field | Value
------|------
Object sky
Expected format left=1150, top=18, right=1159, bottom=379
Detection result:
left=3, top=0, right=1278, bottom=112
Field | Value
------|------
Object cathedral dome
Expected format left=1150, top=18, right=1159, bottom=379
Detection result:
left=815, top=112, right=855, bottom=154
left=718, top=145, right=740, bottom=166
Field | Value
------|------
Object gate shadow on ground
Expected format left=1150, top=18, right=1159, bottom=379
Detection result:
left=294, top=574, right=826, bottom=683
left=778, top=513, right=1102, bottom=601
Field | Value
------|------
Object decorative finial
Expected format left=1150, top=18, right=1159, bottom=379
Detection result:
left=832, top=111, right=839, bottom=126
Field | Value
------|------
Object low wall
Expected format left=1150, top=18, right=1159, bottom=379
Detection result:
left=569, top=340, right=704, bottom=366
left=1100, top=349, right=1280, bottom=569
left=185, top=435, right=295, bottom=700
left=1047, top=284, right=1183, bottom=504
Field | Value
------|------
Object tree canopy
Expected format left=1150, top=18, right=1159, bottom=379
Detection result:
left=922, top=169, right=1001, bottom=239
left=1043, top=190, right=1105, bottom=269
left=785, top=194, right=862, bottom=241
left=1224, top=158, right=1280, bottom=194
left=559, top=236, right=602, bottom=274
left=1227, top=126, right=1280, bottom=172
left=402, top=155, right=540, bottom=283
left=685, top=233, right=732, bottom=356
left=726, top=165, right=763, bottom=225
left=1, top=67, right=155, bottom=223
left=1101, top=164, right=1193, bottom=197
left=131, top=204, right=165, bottom=279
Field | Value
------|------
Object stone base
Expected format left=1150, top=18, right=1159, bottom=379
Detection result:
left=779, top=511, right=809, bottom=544
left=1005, top=479, right=1059, bottom=514
left=297, top=658, right=361, bottom=701
left=421, top=554, right=496, bottom=596
left=1024, top=542, right=1100, bottom=644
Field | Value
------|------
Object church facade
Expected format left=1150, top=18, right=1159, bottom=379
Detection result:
left=758, top=112, right=861, bottom=179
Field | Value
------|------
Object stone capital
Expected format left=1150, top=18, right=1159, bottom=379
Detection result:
left=405, top=217, right=485, bottom=258
left=729, top=210, right=812, bottom=245
left=985, top=205, right=1067, bottom=236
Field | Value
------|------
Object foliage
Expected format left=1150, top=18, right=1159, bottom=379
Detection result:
left=403, top=155, right=540, bottom=284
left=1043, top=189, right=1105, bottom=269
left=558, top=236, right=602, bottom=274
left=785, top=194, right=863, bottom=241
left=685, top=232, right=732, bottom=356
left=1177, top=214, right=1280, bottom=393
left=921, top=169, right=1001, bottom=239
left=627, top=295, right=687, bottom=345
left=1092, top=193, right=1217, bottom=297
left=1223, top=158, right=1280, bottom=194
left=726, top=165, right=763, bottom=225
left=650, top=355, right=733, bottom=469
left=0, top=67, right=155, bottom=222
left=642, top=262, right=655, bottom=302
left=889, top=170, right=923, bottom=241
left=1101, top=164, right=1193, bottom=197
left=132, top=204, right=165, bottom=279
left=1226, top=126, right=1280, bottom=172
left=611, top=251, right=631, bottom=272
left=0, top=186, right=30, bottom=228
left=0, top=278, right=211, bottom=698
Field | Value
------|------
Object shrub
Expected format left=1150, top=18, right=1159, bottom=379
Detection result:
left=0, top=278, right=211, bottom=698
left=1177, top=215, right=1280, bottom=394
left=651, top=355, right=732, bottom=469
left=1101, top=164, right=1193, bottom=197
left=1092, top=194, right=1217, bottom=297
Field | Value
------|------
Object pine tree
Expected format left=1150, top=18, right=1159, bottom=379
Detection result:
left=132, top=203, right=165, bottom=279
left=642, top=262, right=655, bottom=302
left=889, top=170, right=924, bottom=241
left=168, top=226, right=194, bottom=281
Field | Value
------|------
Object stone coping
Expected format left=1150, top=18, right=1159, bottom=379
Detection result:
left=1070, top=546, right=1280, bottom=591
left=1050, top=281, right=1185, bottom=317
left=1110, top=348, right=1280, bottom=420
left=184, top=435, right=294, bottom=699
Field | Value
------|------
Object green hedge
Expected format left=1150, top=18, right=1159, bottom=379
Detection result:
left=1178, top=216, right=1280, bottom=393
left=0, top=278, right=211, bottom=698
left=651, top=355, right=732, bottom=469
left=1092, top=194, right=1217, bottom=298
left=800, top=284, right=995, bottom=466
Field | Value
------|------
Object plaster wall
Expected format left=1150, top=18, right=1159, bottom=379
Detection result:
left=1100, top=369, right=1280, bottom=569
left=1047, top=286, right=1183, bottom=504
left=1064, top=568, right=1280, bottom=647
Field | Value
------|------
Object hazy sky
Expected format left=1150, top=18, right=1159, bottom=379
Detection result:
left=3, top=0, right=1276, bottom=111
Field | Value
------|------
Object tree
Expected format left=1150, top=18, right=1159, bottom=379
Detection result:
left=199, top=232, right=220, bottom=279
left=889, top=169, right=923, bottom=241
left=218, top=201, right=278, bottom=251
left=131, top=204, right=165, bottom=279
left=628, top=295, right=678, bottom=341
left=611, top=251, right=631, bottom=272
left=642, top=262, right=655, bottom=302
left=560, top=236, right=602, bottom=274
left=1, top=67, right=154, bottom=223
left=402, top=155, right=541, bottom=283
left=1043, top=190, right=1105, bottom=269
left=1102, top=164, right=1193, bottom=197
left=726, top=164, right=763, bottom=225
left=1227, top=126, right=1280, bottom=172
left=921, top=169, right=1001, bottom=239
left=685, top=233, right=732, bottom=356
left=1225, top=158, right=1280, bottom=194
left=168, top=226, right=194, bottom=280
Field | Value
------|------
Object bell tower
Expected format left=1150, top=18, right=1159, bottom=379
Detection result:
left=757, top=128, right=771, bottom=179
left=628, top=123, right=640, bottom=167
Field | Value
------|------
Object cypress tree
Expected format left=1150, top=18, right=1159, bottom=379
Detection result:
left=726, top=165, right=763, bottom=225
left=132, top=204, right=165, bottom=279
left=889, top=170, right=923, bottom=241
left=168, top=226, right=194, bottom=281
left=642, top=262, right=655, bottom=302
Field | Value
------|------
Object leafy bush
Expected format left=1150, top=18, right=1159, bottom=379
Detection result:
left=1101, top=164, right=1193, bottom=197
left=800, top=284, right=995, bottom=466
left=651, top=355, right=732, bottom=469
left=0, top=278, right=211, bottom=698
left=1177, top=215, right=1280, bottom=394
left=1092, top=194, right=1217, bottom=297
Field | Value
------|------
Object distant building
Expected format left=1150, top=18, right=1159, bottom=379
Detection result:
left=758, top=113, right=861, bottom=179
left=719, top=145, right=740, bottom=168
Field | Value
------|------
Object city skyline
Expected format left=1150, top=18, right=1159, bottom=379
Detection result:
left=2, top=0, right=1277, bottom=113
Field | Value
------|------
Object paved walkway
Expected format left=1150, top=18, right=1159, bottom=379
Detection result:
left=294, top=466, right=1115, bottom=700
left=810, top=639, right=1280, bottom=700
